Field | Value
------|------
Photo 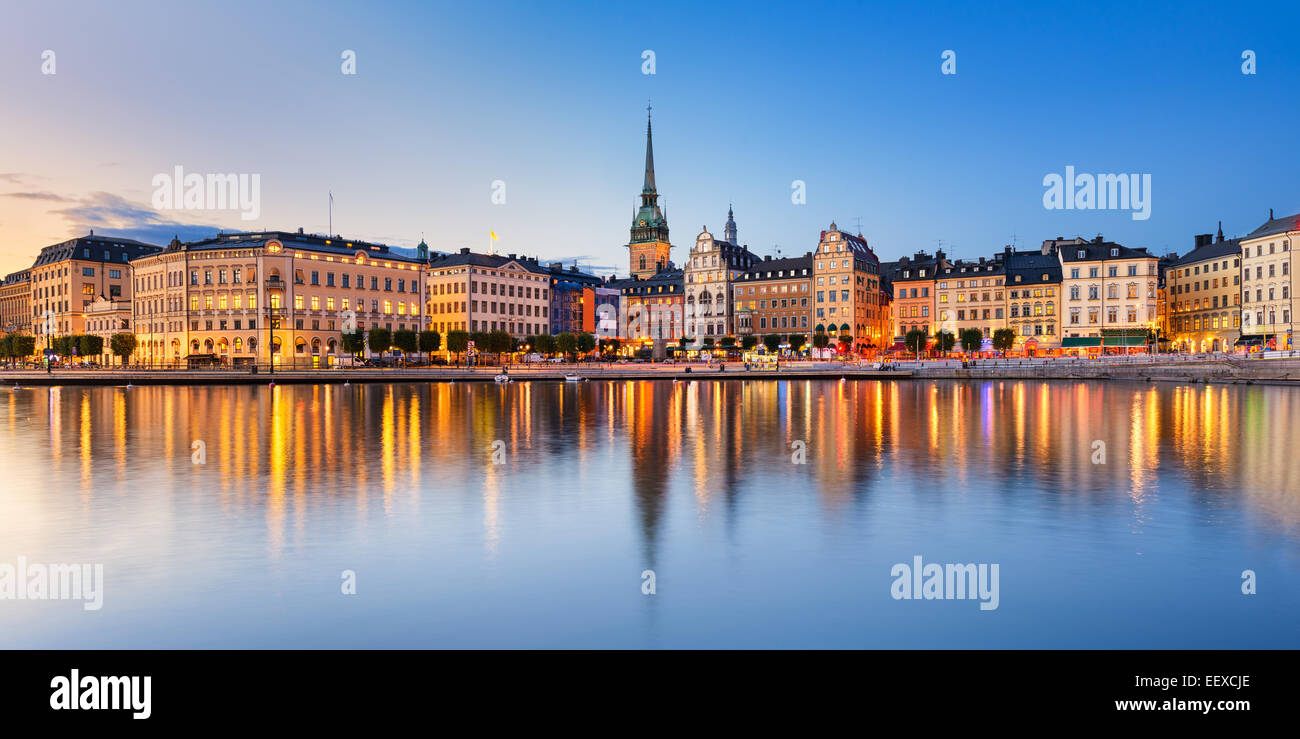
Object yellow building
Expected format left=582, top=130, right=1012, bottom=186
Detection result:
left=934, top=256, right=1006, bottom=346
left=812, top=222, right=889, bottom=352
left=1166, top=229, right=1241, bottom=353
left=82, top=295, right=132, bottom=365
left=1238, top=210, right=1297, bottom=351
left=425, top=248, right=551, bottom=338
left=130, top=230, right=426, bottom=367
left=1059, top=237, right=1159, bottom=353
left=29, top=232, right=159, bottom=345
left=1, top=269, right=31, bottom=335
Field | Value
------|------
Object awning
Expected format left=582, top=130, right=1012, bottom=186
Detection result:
left=1101, top=335, right=1148, bottom=347
left=1236, top=334, right=1269, bottom=346
left=1061, top=337, right=1102, bottom=348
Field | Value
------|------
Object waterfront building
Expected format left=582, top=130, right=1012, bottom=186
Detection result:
left=683, top=210, right=758, bottom=341
left=934, top=255, right=1006, bottom=345
left=812, top=223, right=888, bottom=351
left=616, top=266, right=684, bottom=352
left=627, top=112, right=672, bottom=280
left=81, top=294, right=131, bottom=364
left=546, top=261, right=605, bottom=335
left=426, top=248, right=550, bottom=339
left=29, top=232, right=160, bottom=344
left=1059, top=236, right=1159, bottom=352
left=1238, top=209, right=1298, bottom=351
left=886, top=251, right=946, bottom=342
left=130, top=229, right=425, bottom=366
left=1003, top=241, right=1067, bottom=354
left=1, top=269, right=31, bottom=335
left=1167, top=226, right=1240, bottom=352
left=733, top=253, right=814, bottom=343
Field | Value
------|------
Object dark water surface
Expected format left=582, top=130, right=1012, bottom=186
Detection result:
left=1, top=379, right=1296, bottom=648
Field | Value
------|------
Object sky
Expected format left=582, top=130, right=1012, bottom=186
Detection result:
left=1, top=0, right=1298, bottom=277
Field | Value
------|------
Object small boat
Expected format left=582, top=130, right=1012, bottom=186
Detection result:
left=494, top=373, right=511, bottom=384
left=564, top=373, right=581, bottom=382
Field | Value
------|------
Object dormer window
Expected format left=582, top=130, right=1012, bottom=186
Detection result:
left=1109, top=248, right=1119, bottom=257
left=1077, top=249, right=1086, bottom=259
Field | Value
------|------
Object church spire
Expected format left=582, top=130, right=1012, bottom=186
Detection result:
left=1216, top=220, right=1224, bottom=242
left=643, top=103, right=656, bottom=194
left=724, top=204, right=737, bottom=244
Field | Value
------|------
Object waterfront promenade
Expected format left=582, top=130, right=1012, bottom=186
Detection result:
left=4, top=355, right=1300, bottom=385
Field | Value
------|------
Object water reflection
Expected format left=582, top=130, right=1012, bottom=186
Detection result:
left=0, top=379, right=1297, bottom=648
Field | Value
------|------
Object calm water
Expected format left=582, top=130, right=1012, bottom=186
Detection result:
left=1, top=379, right=1297, bottom=648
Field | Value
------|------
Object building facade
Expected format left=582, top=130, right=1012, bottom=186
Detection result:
left=82, top=295, right=131, bottom=364
left=733, top=254, right=813, bottom=342
left=1, top=269, right=31, bottom=335
left=1238, top=210, right=1297, bottom=351
left=426, top=249, right=550, bottom=339
left=887, top=251, right=946, bottom=342
left=547, top=262, right=604, bottom=335
left=683, top=214, right=757, bottom=341
left=617, top=267, right=684, bottom=350
left=1167, top=227, right=1240, bottom=352
left=130, top=230, right=426, bottom=366
left=812, top=223, right=888, bottom=351
left=1059, top=236, right=1159, bottom=352
left=1004, top=243, right=1065, bottom=354
left=30, top=233, right=160, bottom=344
left=934, top=256, right=1006, bottom=343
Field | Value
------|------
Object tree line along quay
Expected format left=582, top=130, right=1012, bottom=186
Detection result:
left=1, top=114, right=1297, bottom=371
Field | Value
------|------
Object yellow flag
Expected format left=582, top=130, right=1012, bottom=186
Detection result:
left=489, top=230, right=498, bottom=241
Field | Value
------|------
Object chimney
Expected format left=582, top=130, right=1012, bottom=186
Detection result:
left=550, top=262, right=562, bottom=270
left=1094, top=235, right=1104, bottom=244
left=297, top=227, right=304, bottom=234
left=507, top=253, right=516, bottom=260
left=459, top=247, right=470, bottom=255
left=764, top=254, right=772, bottom=261
left=1194, top=234, right=1212, bottom=249
left=1004, top=245, right=1012, bottom=258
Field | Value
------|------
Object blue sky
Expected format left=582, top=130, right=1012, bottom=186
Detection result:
left=1, top=0, right=1297, bottom=276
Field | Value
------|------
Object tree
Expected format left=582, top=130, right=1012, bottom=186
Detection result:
left=487, top=330, right=513, bottom=356
left=79, top=334, right=104, bottom=361
left=367, top=327, right=392, bottom=359
left=418, top=330, right=441, bottom=361
left=741, top=335, right=758, bottom=351
left=110, top=333, right=137, bottom=365
left=555, top=332, right=577, bottom=357
left=703, top=337, right=715, bottom=348
left=960, top=328, right=983, bottom=354
left=679, top=336, right=693, bottom=350
left=446, top=330, right=470, bottom=362
left=812, top=333, right=831, bottom=350
left=788, top=334, right=807, bottom=352
left=934, top=330, right=956, bottom=354
left=533, top=333, right=557, bottom=355
left=392, top=329, right=418, bottom=364
left=598, top=337, right=621, bottom=357
left=719, top=336, right=736, bottom=349
left=904, top=329, right=928, bottom=355
left=341, top=330, right=366, bottom=360
left=838, top=334, right=853, bottom=355
left=575, top=332, right=596, bottom=355
left=12, top=334, right=36, bottom=362
left=992, top=328, right=1016, bottom=354
left=763, top=333, right=782, bottom=353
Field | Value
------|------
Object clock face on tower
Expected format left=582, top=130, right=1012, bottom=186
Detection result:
left=639, top=219, right=647, bottom=226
